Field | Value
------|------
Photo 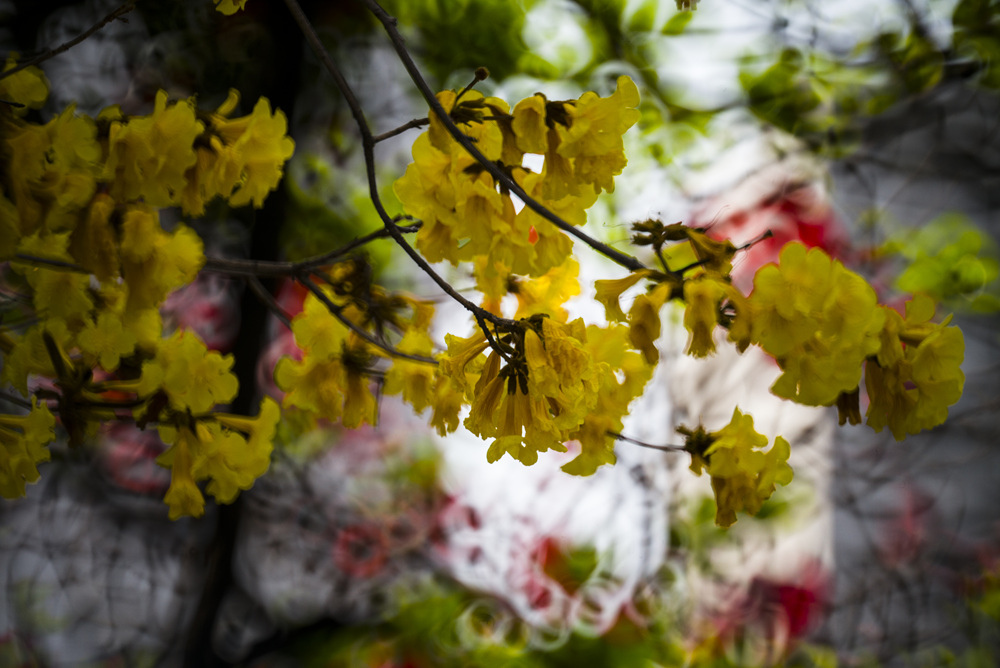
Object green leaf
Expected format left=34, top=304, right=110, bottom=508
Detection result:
left=626, top=0, right=659, bottom=33
left=661, top=10, right=693, bottom=35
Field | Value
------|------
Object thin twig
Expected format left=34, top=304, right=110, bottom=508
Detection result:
left=0, top=1, right=136, bottom=82
left=358, top=0, right=649, bottom=274
left=201, top=221, right=422, bottom=277
left=373, top=117, right=429, bottom=143
left=610, top=430, right=686, bottom=453
left=12, top=254, right=91, bottom=274
left=247, top=275, right=293, bottom=330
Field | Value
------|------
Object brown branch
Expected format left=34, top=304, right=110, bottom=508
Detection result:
left=279, top=0, right=519, bottom=339
left=0, top=1, right=136, bottom=82
left=610, top=430, right=686, bottom=453
left=373, top=117, right=429, bottom=143
left=201, top=220, right=421, bottom=277
left=12, top=254, right=90, bottom=274
left=247, top=275, right=293, bottom=330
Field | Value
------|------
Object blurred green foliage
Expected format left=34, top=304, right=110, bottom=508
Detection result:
left=378, top=0, right=537, bottom=83
left=884, top=214, right=1000, bottom=313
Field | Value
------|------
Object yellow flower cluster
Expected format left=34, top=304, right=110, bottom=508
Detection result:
left=214, top=0, right=248, bottom=15
left=0, top=399, right=56, bottom=498
left=274, top=263, right=438, bottom=430
left=0, top=71, right=294, bottom=510
left=749, top=242, right=885, bottom=406
left=0, top=56, right=48, bottom=116
left=102, top=89, right=294, bottom=215
left=865, top=295, right=965, bottom=440
left=275, top=288, right=379, bottom=429
left=157, top=398, right=279, bottom=519
left=595, top=224, right=744, bottom=364
left=681, top=408, right=793, bottom=527
left=433, top=315, right=651, bottom=473
left=395, top=77, right=639, bottom=277
left=747, top=243, right=964, bottom=436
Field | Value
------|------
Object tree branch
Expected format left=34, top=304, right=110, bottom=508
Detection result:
left=0, top=1, right=136, bottom=81
left=357, top=0, right=650, bottom=274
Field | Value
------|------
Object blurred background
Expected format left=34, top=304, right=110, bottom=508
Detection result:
left=1, top=0, right=999, bottom=665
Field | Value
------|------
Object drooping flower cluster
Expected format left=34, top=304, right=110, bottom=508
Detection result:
left=595, top=221, right=746, bottom=364
left=394, top=76, right=640, bottom=278
left=155, top=397, right=279, bottom=519
left=680, top=408, right=793, bottom=527
left=433, top=314, right=651, bottom=473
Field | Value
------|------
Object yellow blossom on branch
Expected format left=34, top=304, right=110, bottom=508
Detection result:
left=0, top=56, right=49, bottom=114
left=0, top=398, right=56, bottom=498
left=749, top=242, right=885, bottom=406
left=156, top=396, right=278, bottom=519
left=203, top=92, right=296, bottom=210
left=680, top=407, right=793, bottom=527
left=865, top=295, right=965, bottom=440
left=102, top=91, right=203, bottom=207
left=214, top=0, right=248, bottom=16
left=137, top=329, right=239, bottom=415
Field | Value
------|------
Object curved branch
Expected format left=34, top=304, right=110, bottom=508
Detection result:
left=0, top=1, right=136, bottom=82
left=357, top=0, right=649, bottom=274
left=279, top=0, right=520, bottom=336
left=298, top=274, right=437, bottom=365
left=202, top=220, right=421, bottom=277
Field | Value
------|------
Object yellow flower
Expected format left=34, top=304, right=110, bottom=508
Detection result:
left=429, top=374, right=466, bottom=437
left=120, top=206, right=204, bottom=312
left=289, top=289, right=350, bottom=361
left=73, top=194, right=119, bottom=281
left=464, top=355, right=506, bottom=437
left=485, top=383, right=565, bottom=466
left=0, top=56, right=48, bottom=114
left=0, top=325, right=58, bottom=396
left=157, top=427, right=206, bottom=520
left=0, top=398, right=55, bottom=498
left=562, top=324, right=653, bottom=475
left=214, top=0, right=248, bottom=15
left=682, top=275, right=728, bottom=357
left=628, top=282, right=672, bottom=364
left=511, top=94, right=549, bottom=154
left=138, top=329, right=239, bottom=414
left=274, top=354, right=345, bottom=421
left=524, top=318, right=599, bottom=431
left=749, top=242, right=885, bottom=406
left=6, top=106, right=99, bottom=232
left=209, top=95, right=295, bottom=209
left=103, top=91, right=203, bottom=207
left=342, top=367, right=377, bottom=429
left=865, top=296, right=965, bottom=440
left=383, top=329, right=437, bottom=414
left=436, top=331, right=489, bottom=397
left=77, top=310, right=138, bottom=372
left=512, top=258, right=581, bottom=322
left=554, top=75, right=640, bottom=194
left=594, top=270, right=654, bottom=323
left=682, top=408, right=794, bottom=527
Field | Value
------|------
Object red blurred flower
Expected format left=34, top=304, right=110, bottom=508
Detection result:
left=333, top=523, right=389, bottom=578
left=691, top=179, right=850, bottom=293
